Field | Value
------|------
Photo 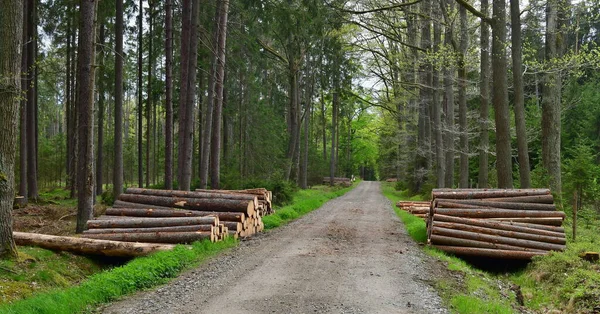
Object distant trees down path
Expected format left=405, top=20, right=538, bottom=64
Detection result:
left=0, top=0, right=23, bottom=258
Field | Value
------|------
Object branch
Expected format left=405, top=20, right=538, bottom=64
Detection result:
left=454, top=0, right=493, bottom=24
left=335, top=0, right=423, bottom=15
left=256, top=38, right=287, bottom=64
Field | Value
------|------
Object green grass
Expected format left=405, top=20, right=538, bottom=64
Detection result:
left=0, top=239, right=237, bottom=314
left=262, top=182, right=358, bottom=229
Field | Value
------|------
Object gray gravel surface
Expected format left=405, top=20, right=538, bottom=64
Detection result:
left=101, top=181, right=449, bottom=314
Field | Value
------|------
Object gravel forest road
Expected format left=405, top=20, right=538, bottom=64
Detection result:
left=102, top=181, right=448, bottom=314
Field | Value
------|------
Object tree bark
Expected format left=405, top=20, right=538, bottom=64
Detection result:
left=492, top=0, right=513, bottom=188
left=137, top=0, right=143, bottom=187
left=96, top=24, right=105, bottom=196
left=541, top=0, right=562, bottom=194
left=113, top=0, right=124, bottom=197
left=210, top=0, right=230, bottom=190
left=510, top=0, right=531, bottom=189
left=0, top=0, right=22, bottom=258
left=75, top=0, right=97, bottom=233
left=330, top=91, right=338, bottom=186
left=478, top=0, right=490, bottom=188
left=26, top=0, right=38, bottom=200
left=146, top=1, right=153, bottom=188
left=82, top=232, right=214, bottom=244
left=458, top=4, right=469, bottom=188
left=416, top=0, right=431, bottom=193
left=164, top=0, right=173, bottom=189
left=432, top=4, right=444, bottom=188
left=443, top=0, right=455, bottom=188
left=19, top=0, right=27, bottom=204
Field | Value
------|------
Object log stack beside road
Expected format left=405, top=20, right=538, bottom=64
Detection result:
left=427, top=188, right=566, bottom=260
left=396, top=201, right=430, bottom=219
left=323, top=177, right=352, bottom=186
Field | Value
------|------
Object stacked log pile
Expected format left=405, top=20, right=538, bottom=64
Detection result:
left=195, top=188, right=273, bottom=216
left=82, top=188, right=269, bottom=244
left=323, top=177, right=352, bottom=186
left=427, top=189, right=567, bottom=260
left=396, top=201, right=430, bottom=219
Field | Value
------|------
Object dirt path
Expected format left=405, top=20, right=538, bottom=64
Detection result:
left=102, top=181, right=448, bottom=314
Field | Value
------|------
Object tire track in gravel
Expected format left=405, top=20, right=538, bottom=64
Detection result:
left=101, top=181, right=448, bottom=314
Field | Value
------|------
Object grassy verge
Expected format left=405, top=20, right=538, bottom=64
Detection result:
left=381, top=182, right=600, bottom=313
left=262, top=182, right=358, bottom=229
left=1, top=183, right=358, bottom=314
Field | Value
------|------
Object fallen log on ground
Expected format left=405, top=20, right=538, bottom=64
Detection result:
left=118, top=194, right=255, bottom=217
left=13, top=232, right=175, bottom=257
left=82, top=225, right=214, bottom=234
left=434, top=208, right=565, bottom=219
left=125, top=188, right=259, bottom=209
left=82, top=231, right=215, bottom=244
left=87, top=216, right=218, bottom=229
left=432, top=189, right=551, bottom=200
left=105, top=207, right=245, bottom=222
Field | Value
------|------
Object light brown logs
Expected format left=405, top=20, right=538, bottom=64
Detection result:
left=487, top=217, right=564, bottom=226
left=118, top=194, right=255, bottom=216
left=195, top=189, right=269, bottom=201
left=432, top=246, right=547, bottom=259
left=432, top=221, right=566, bottom=245
left=113, top=200, right=175, bottom=210
left=433, top=208, right=566, bottom=219
left=87, top=217, right=218, bottom=229
left=104, top=207, right=245, bottom=222
left=432, top=189, right=551, bottom=199
left=13, top=232, right=176, bottom=257
left=82, top=225, right=214, bottom=234
left=435, top=199, right=556, bottom=211
left=429, top=235, right=547, bottom=252
left=125, top=188, right=259, bottom=209
left=434, top=215, right=565, bottom=238
left=221, top=222, right=242, bottom=232
left=493, top=220, right=565, bottom=233
left=82, top=231, right=215, bottom=244
left=486, top=195, right=555, bottom=204
left=431, top=227, right=565, bottom=251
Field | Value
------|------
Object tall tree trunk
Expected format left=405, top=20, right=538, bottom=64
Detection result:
left=284, top=67, right=299, bottom=182
left=19, top=0, right=27, bottom=203
left=210, top=0, right=230, bottom=190
left=443, top=0, right=455, bottom=188
left=26, top=0, right=38, bottom=200
left=113, top=0, right=124, bottom=197
left=458, top=4, right=469, bottom=188
left=68, top=14, right=77, bottom=198
left=75, top=0, right=97, bottom=233
left=432, top=5, right=444, bottom=188
left=96, top=24, right=105, bottom=196
left=541, top=0, right=562, bottom=193
left=510, top=0, right=531, bottom=188
left=329, top=91, right=338, bottom=186
left=0, top=0, right=23, bottom=258
left=177, top=0, right=199, bottom=191
left=478, top=0, right=490, bottom=188
left=164, top=0, right=173, bottom=189
left=321, top=90, right=327, bottom=163
left=137, top=0, right=143, bottom=187
left=492, top=0, right=513, bottom=188
left=416, top=0, right=431, bottom=193
left=146, top=1, right=152, bottom=188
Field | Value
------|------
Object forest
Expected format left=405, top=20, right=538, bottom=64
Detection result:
left=1, top=0, right=600, bottom=295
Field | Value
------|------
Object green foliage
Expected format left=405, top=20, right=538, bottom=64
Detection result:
left=0, top=240, right=237, bottom=314
left=100, top=190, right=115, bottom=206
left=563, top=141, right=600, bottom=207
left=262, top=183, right=356, bottom=229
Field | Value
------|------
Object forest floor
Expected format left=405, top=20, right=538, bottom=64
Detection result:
left=100, top=181, right=449, bottom=314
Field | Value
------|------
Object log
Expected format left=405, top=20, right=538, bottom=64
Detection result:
left=82, top=225, right=214, bottom=234
left=221, top=221, right=242, bottom=232
left=486, top=195, right=555, bottom=204
left=432, top=189, right=551, bottom=199
left=433, top=208, right=566, bottom=219
left=432, top=221, right=566, bottom=244
left=432, top=227, right=565, bottom=251
left=87, top=217, right=218, bottom=229
left=118, top=194, right=255, bottom=216
left=125, top=188, right=259, bottom=209
left=493, top=220, right=565, bottom=233
left=105, top=207, right=245, bottom=222
left=82, top=231, right=215, bottom=244
left=195, top=189, right=270, bottom=202
left=113, top=200, right=175, bottom=210
left=432, top=245, right=547, bottom=259
left=487, top=217, right=565, bottom=226
left=13, top=232, right=175, bottom=257
left=433, top=215, right=565, bottom=238
left=429, top=235, right=547, bottom=252
left=435, top=199, right=556, bottom=211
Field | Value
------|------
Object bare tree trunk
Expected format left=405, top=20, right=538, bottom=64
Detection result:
left=321, top=90, right=327, bottom=163
left=458, top=4, right=469, bottom=188
left=432, top=5, right=444, bottom=188
left=146, top=1, right=153, bottom=188
left=164, top=0, right=173, bottom=189
left=26, top=0, right=38, bottom=200
left=492, top=0, right=513, bottom=188
left=285, top=68, right=300, bottom=182
left=443, top=0, right=455, bottom=188
left=416, top=0, right=431, bottom=192
left=137, top=0, right=143, bottom=188
left=541, top=0, right=562, bottom=193
left=510, top=0, right=531, bottom=188
left=96, top=24, right=105, bottom=196
left=210, top=0, right=230, bottom=190
left=113, top=0, right=124, bottom=197
left=68, top=16, right=77, bottom=198
left=0, top=0, right=23, bottom=258
left=19, top=0, right=27, bottom=203
left=478, top=0, right=490, bottom=188
left=329, top=91, right=338, bottom=186
left=75, top=0, right=97, bottom=233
